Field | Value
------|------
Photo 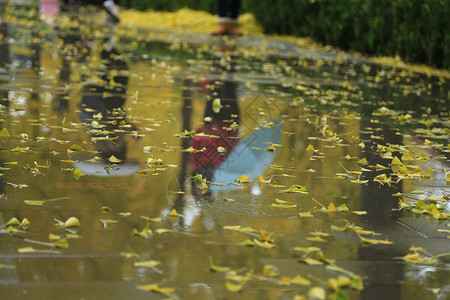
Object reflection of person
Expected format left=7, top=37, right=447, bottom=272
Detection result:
left=190, top=46, right=239, bottom=199
left=79, top=45, right=130, bottom=163
left=358, top=121, right=404, bottom=299
left=103, top=0, right=121, bottom=24
left=211, top=0, right=243, bottom=36
left=190, top=82, right=239, bottom=182
left=0, top=22, right=10, bottom=106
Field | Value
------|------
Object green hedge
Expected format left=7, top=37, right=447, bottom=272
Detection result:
left=89, top=0, right=449, bottom=68
left=242, top=0, right=450, bottom=69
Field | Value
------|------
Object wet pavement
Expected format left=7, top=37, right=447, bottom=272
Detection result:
left=0, top=2, right=449, bottom=300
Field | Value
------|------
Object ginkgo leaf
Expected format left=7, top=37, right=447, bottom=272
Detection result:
left=155, top=228, right=173, bottom=234
left=108, top=155, right=122, bottom=163
left=239, top=239, right=256, bottom=246
left=63, top=217, right=80, bottom=228
left=226, top=280, right=245, bottom=292
left=100, top=219, right=118, bottom=228
left=5, top=217, right=20, bottom=227
left=260, top=229, right=274, bottom=242
left=308, top=287, right=326, bottom=300
left=0, top=128, right=10, bottom=138
left=209, top=257, right=231, bottom=272
left=271, top=203, right=297, bottom=208
left=134, top=260, right=160, bottom=268
left=290, top=274, right=311, bottom=286
left=73, top=168, right=85, bottom=180
left=137, top=283, right=176, bottom=296
left=236, top=175, right=250, bottom=183
left=253, top=239, right=275, bottom=249
left=70, top=144, right=84, bottom=152
left=279, top=185, right=308, bottom=194
left=306, top=236, right=326, bottom=242
left=359, top=235, right=392, bottom=245
left=212, top=98, right=222, bottom=113
left=49, top=233, right=61, bottom=241
left=357, top=158, right=368, bottom=165
left=120, top=252, right=139, bottom=258
left=263, top=265, right=280, bottom=277
left=141, top=216, right=161, bottom=223
left=299, top=257, right=323, bottom=265
left=293, top=246, right=321, bottom=254
left=169, top=209, right=182, bottom=217
left=258, top=176, right=271, bottom=184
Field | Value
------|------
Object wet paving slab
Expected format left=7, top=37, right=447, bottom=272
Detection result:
left=0, top=2, right=449, bottom=300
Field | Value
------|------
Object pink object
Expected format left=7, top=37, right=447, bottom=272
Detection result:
left=40, top=0, right=60, bottom=24
left=190, top=121, right=239, bottom=172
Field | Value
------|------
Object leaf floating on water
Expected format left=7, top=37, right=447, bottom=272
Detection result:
left=24, top=200, right=44, bottom=206
left=226, top=280, right=245, bottom=292
left=49, top=233, right=61, bottom=241
left=357, top=158, right=368, bottom=166
left=100, top=219, right=118, bottom=228
left=265, top=144, right=277, bottom=152
left=236, top=175, right=250, bottom=183
left=141, top=216, right=162, bottom=223
left=24, top=197, right=70, bottom=206
left=209, top=257, right=231, bottom=272
left=352, top=211, right=368, bottom=215
left=155, top=228, right=173, bottom=234
left=108, top=155, right=122, bottom=163
left=101, top=206, right=111, bottom=213
left=73, top=168, right=85, bottom=180
left=52, top=238, right=69, bottom=249
left=133, top=222, right=152, bottom=238
left=0, top=128, right=10, bottom=138
left=137, top=283, right=176, bottom=297
left=260, top=229, right=274, bottom=243
left=20, top=218, right=30, bottom=230
left=70, top=144, right=84, bottom=152
left=212, top=98, right=222, bottom=113
left=11, top=146, right=30, bottom=152
left=291, top=274, right=311, bottom=286
left=262, top=264, right=280, bottom=277
left=18, top=247, right=61, bottom=254
left=253, top=239, right=275, bottom=249
left=239, top=239, right=256, bottom=246
left=359, top=235, right=392, bottom=245
left=64, top=217, right=80, bottom=228
left=299, top=257, right=324, bottom=265
left=169, top=209, right=182, bottom=217
left=279, top=185, right=308, bottom=194
left=134, top=260, right=161, bottom=268
left=55, top=217, right=80, bottom=228
left=224, top=225, right=258, bottom=233
left=217, top=146, right=227, bottom=153
left=258, top=176, right=271, bottom=184
left=120, top=252, right=139, bottom=258
left=5, top=217, right=20, bottom=227
left=308, top=287, right=326, bottom=300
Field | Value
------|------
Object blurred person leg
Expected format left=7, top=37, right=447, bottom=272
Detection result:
left=211, top=0, right=242, bottom=36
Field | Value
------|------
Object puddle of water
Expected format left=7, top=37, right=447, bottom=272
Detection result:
left=0, top=3, right=449, bottom=300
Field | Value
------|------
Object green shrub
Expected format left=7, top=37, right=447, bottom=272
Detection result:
left=242, top=0, right=450, bottom=68
left=88, top=0, right=449, bottom=68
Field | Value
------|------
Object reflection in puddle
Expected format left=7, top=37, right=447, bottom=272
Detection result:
left=0, top=2, right=449, bottom=300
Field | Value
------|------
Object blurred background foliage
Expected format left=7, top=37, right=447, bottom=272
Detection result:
left=85, top=0, right=450, bottom=69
